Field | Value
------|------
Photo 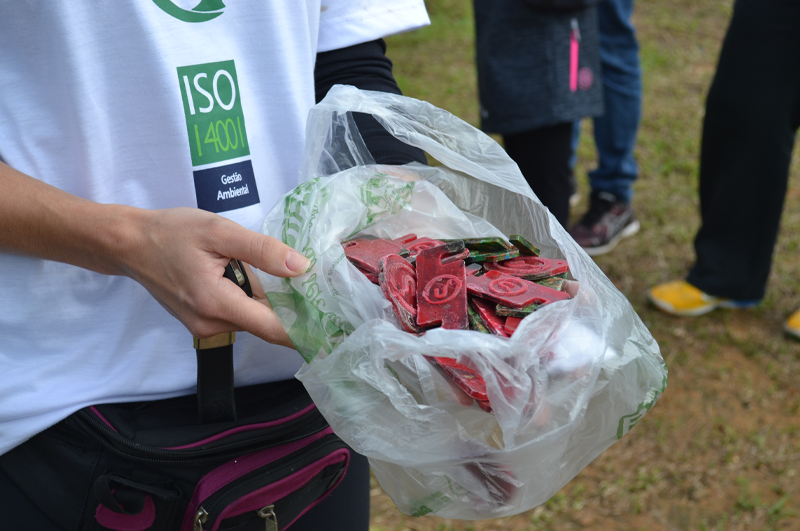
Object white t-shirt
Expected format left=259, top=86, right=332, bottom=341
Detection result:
left=0, top=0, right=429, bottom=455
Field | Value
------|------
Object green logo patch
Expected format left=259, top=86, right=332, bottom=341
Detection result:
left=177, top=60, right=250, bottom=166
left=153, top=0, right=225, bottom=23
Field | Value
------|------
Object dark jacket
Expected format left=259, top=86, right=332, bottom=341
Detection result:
left=474, top=0, right=604, bottom=135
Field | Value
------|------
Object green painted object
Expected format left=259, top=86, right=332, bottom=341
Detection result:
left=464, top=248, right=520, bottom=264
left=496, top=302, right=542, bottom=317
left=440, top=237, right=520, bottom=264
left=508, top=234, right=541, bottom=256
left=536, top=276, right=565, bottom=291
left=467, top=306, right=492, bottom=334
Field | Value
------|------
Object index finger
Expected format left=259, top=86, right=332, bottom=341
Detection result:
left=213, top=222, right=310, bottom=279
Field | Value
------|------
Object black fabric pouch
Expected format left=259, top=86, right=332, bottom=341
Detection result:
left=0, top=379, right=350, bottom=531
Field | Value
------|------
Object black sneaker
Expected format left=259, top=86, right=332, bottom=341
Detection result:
left=568, top=190, right=640, bottom=256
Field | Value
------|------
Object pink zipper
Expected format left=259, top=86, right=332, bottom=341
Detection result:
left=180, top=427, right=337, bottom=531
left=570, top=18, right=580, bottom=92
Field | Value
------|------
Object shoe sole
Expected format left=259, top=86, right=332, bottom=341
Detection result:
left=785, top=324, right=800, bottom=341
left=582, top=220, right=641, bottom=256
left=646, top=292, right=759, bottom=317
left=646, top=292, right=720, bottom=316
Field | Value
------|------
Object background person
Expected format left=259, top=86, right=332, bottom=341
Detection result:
left=473, top=0, right=604, bottom=228
left=646, top=0, right=800, bottom=340
left=568, top=0, right=642, bottom=256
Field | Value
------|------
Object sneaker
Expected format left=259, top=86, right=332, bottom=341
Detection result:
left=568, top=190, right=640, bottom=256
left=647, top=280, right=760, bottom=316
left=785, top=308, right=800, bottom=340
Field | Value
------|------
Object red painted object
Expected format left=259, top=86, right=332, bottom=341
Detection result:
left=343, top=238, right=407, bottom=274
left=465, top=263, right=483, bottom=277
left=379, top=255, right=422, bottom=334
left=466, top=270, right=569, bottom=308
left=505, top=316, right=523, bottom=335
left=484, top=256, right=570, bottom=281
left=469, top=297, right=510, bottom=338
left=391, top=234, right=418, bottom=246
left=464, top=462, right=517, bottom=504
left=476, top=399, right=493, bottom=413
left=354, top=264, right=379, bottom=284
left=446, top=247, right=471, bottom=263
left=405, top=237, right=446, bottom=257
left=426, top=356, right=489, bottom=403
left=416, top=242, right=469, bottom=330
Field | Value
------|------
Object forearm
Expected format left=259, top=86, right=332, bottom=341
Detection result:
left=0, top=161, right=144, bottom=276
left=315, top=39, right=427, bottom=166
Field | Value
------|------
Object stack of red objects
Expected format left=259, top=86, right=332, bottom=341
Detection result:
left=343, top=234, right=572, bottom=413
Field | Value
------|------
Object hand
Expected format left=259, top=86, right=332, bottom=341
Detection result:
left=0, top=162, right=307, bottom=348
left=119, top=207, right=308, bottom=348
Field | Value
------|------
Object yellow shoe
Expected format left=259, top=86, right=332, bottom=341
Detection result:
left=786, top=309, right=800, bottom=340
left=647, top=280, right=760, bottom=316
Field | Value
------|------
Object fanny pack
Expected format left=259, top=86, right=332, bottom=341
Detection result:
left=0, top=261, right=351, bottom=531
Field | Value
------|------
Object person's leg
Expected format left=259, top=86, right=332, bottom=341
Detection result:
left=504, top=122, right=574, bottom=227
left=686, top=0, right=800, bottom=301
left=289, top=450, right=371, bottom=531
left=570, top=120, right=581, bottom=170
left=567, top=0, right=641, bottom=254
left=587, top=0, right=641, bottom=204
left=569, top=121, right=582, bottom=206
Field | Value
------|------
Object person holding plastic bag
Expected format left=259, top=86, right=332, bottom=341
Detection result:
left=0, top=3, right=429, bottom=530
left=255, top=85, right=668, bottom=519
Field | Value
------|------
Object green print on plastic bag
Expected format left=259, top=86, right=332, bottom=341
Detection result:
left=266, top=286, right=353, bottom=363
left=616, top=373, right=667, bottom=439
left=270, top=179, right=352, bottom=362
left=271, top=174, right=415, bottom=362
left=361, top=175, right=414, bottom=224
left=281, top=179, right=323, bottom=250
left=410, top=491, right=452, bottom=517
left=346, top=175, right=415, bottom=239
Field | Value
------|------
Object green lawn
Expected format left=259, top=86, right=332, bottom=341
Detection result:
left=369, top=1, right=800, bottom=529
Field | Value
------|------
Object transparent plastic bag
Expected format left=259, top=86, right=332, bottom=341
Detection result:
left=255, top=86, right=667, bottom=519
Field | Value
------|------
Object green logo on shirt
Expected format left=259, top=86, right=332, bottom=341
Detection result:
left=177, top=60, right=250, bottom=166
left=153, top=0, right=225, bottom=23
left=178, top=60, right=261, bottom=213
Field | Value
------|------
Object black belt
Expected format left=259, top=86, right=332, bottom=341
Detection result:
left=193, top=259, right=253, bottom=424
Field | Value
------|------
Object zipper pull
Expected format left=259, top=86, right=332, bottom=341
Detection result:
left=258, top=505, right=278, bottom=531
left=194, top=507, right=209, bottom=531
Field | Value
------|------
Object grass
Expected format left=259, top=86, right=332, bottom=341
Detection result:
left=368, top=0, right=800, bottom=529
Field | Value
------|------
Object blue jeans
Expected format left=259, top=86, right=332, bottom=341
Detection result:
left=572, top=0, right=641, bottom=204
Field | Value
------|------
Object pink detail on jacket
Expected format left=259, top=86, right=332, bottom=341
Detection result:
left=570, top=18, right=580, bottom=92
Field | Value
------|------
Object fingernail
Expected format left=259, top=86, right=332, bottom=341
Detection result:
left=286, top=251, right=311, bottom=273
